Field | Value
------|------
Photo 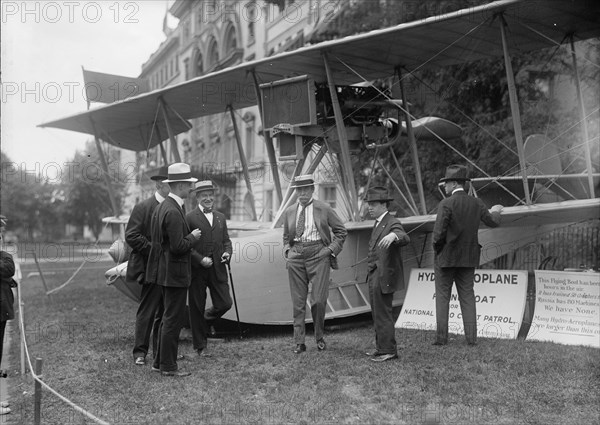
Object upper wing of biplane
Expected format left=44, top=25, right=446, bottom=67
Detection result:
left=38, top=0, right=600, bottom=151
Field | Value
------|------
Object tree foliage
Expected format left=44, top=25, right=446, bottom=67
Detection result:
left=61, top=140, right=126, bottom=241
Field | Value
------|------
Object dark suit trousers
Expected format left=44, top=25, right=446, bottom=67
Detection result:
left=189, top=266, right=232, bottom=350
left=153, top=286, right=187, bottom=372
left=132, top=283, right=163, bottom=359
left=367, top=270, right=396, bottom=354
left=434, top=265, right=477, bottom=344
left=287, top=242, right=330, bottom=344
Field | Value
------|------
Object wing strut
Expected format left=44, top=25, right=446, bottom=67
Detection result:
left=158, top=97, right=182, bottom=163
left=569, top=34, right=596, bottom=198
left=322, top=52, right=358, bottom=220
left=153, top=126, right=169, bottom=166
left=228, top=106, right=257, bottom=221
left=250, top=70, right=283, bottom=204
left=397, top=67, right=427, bottom=214
left=90, top=118, right=120, bottom=216
left=499, top=14, right=531, bottom=205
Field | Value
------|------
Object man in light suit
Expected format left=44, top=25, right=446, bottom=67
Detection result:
left=364, top=187, right=410, bottom=362
left=283, top=175, right=347, bottom=354
left=186, top=181, right=233, bottom=358
left=432, top=164, right=502, bottom=346
left=146, top=163, right=201, bottom=376
left=126, top=167, right=169, bottom=366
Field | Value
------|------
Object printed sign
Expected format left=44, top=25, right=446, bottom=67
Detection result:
left=528, top=271, right=599, bottom=348
left=395, top=268, right=528, bottom=339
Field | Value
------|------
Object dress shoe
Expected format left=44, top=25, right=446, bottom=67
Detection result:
left=151, top=366, right=160, bottom=373
left=432, top=341, right=447, bottom=346
left=365, top=349, right=379, bottom=357
left=176, top=354, right=186, bottom=361
left=467, top=342, right=477, bottom=346
left=189, top=348, right=212, bottom=359
left=161, top=370, right=191, bottom=377
left=293, top=344, right=306, bottom=354
left=316, top=339, right=327, bottom=351
left=134, top=356, right=145, bottom=365
left=0, top=370, right=6, bottom=378
left=0, top=406, right=11, bottom=415
left=371, top=353, right=398, bottom=362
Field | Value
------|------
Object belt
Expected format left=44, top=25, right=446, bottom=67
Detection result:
left=292, top=240, right=323, bottom=247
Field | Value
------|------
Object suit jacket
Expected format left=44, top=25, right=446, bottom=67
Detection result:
left=125, top=195, right=159, bottom=284
left=186, top=207, right=232, bottom=283
left=367, top=213, right=410, bottom=294
left=282, top=199, right=347, bottom=269
left=433, top=191, right=501, bottom=268
left=0, top=250, right=16, bottom=321
left=146, top=196, right=196, bottom=288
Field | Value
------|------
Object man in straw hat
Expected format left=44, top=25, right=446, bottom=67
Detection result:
left=364, top=186, right=410, bottom=362
left=432, top=164, right=503, bottom=346
left=186, top=180, right=232, bottom=358
left=283, top=174, right=347, bottom=354
left=146, top=163, right=201, bottom=376
left=126, top=166, right=170, bottom=366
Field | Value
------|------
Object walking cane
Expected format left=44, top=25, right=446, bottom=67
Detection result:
left=225, top=260, right=243, bottom=339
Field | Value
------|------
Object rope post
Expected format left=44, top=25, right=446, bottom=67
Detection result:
left=34, top=358, right=43, bottom=425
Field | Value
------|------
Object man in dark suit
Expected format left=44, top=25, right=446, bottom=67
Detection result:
left=432, top=164, right=503, bottom=346
left=283, top=175, right=347, bottom=353
left=186, top=180, right=233, bottom=358
left=126, top=167, right=169, bottom=366
left=146, top=163, right=201, bottom=377
left=364, top=187, right=410, bottom=362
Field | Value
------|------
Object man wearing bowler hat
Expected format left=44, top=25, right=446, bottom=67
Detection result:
left=126, top=166, right=170, bottom=366
left=432, top=164, right=503, bottom=346
left=146, top=163, right=201, bottom=376
left=283, top=174, right=347, bottom=353
left=186, top=180, right=233, bottom=358
left=364, top=186, right=410, bottom=362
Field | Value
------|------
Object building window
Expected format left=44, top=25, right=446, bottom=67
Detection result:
left=224, top=24, right=237, bottom=54
left=195, top=50, right=204, bottom=77
left=183, top=58, right=190, bottom=80
left=320, top=185, right=337, bottom=209
left=265, top=190, right=273, bottom=221
left=207, top=37, right=219, bottom=69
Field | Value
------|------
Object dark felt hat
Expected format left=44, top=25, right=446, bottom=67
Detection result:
left=363, top=186, right=394, bottom=203
left=149, top=166, right=169, bottom=181
left=439, top=164, right=470, bottom=182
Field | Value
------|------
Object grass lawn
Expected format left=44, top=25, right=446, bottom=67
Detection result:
left=5, top=260, right=600, bottom=424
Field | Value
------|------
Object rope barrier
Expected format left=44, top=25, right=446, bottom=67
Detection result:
left=16, top=273, right=111, bottom=425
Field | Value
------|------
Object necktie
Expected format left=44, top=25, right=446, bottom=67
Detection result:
left=295, top=204, right=307, bottom=238
left=373, top=219, right=379, bottom=229
left=203, top=207, right=212, bottom=214
left=182, top=204, right=186, bottom=214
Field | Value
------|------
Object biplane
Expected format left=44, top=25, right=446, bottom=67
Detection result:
left=39, top=0, right=599, bottom=326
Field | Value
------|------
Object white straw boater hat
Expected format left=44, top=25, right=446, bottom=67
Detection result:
left=191, top=180, right=215, bottom=193
left=163, top=163, right=198, bottom=183
left=291, top=174, right=315, bottom=188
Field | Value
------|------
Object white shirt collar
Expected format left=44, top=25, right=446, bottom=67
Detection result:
left=452, top=188, right=465, bottom=195
left=375, top=211, right=388, bottom=222
left=168, top=193, right=184, bottom=208
left=155, top=192, right=166, bottom=203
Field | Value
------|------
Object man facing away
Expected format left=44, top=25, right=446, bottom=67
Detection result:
left=283, top=174, right=347, bottom=354
left=146, top=163, right=201, bottom=377
left=432, top=164, right=503, bottom=346
left=186, top=180, right=232, bottom=358
left=364, top=186, right=410, bottom=362
left=126, top=167, right=169, bottom=366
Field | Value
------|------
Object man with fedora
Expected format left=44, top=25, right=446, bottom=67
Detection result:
left=432, top=164, right=503, bottom=346
left=364, top=186, right=410, bottom=362
left=146, top=163, right=201, bottom=376
left=283, top=174, right=347, bottom=353
left=186, top=180, right=233, bottom=358
left=126, top=166, right=170, bottom=366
